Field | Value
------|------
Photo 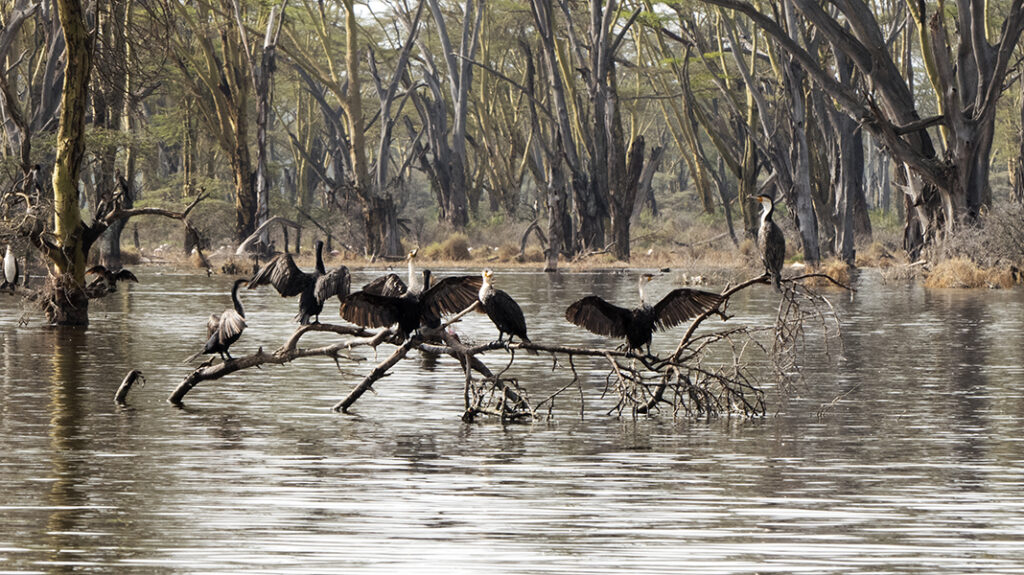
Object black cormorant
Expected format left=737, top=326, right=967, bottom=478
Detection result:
left=2, top=245, right=19, bottom=290
left=752, top=194, right=785, bottom=291
left=86, top=265, right=138, bottom=293
left=565, top=273, right=724, bottom=354
left=477, top=268, right=532, bottom=347
left=340, top=251, right=480, bottom=337
left=186, top=278, right=248, bottom=362
left=248, top=240, right=350, bottom=324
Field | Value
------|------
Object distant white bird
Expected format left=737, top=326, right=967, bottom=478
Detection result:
left=2, top=245, right=19, bottom=290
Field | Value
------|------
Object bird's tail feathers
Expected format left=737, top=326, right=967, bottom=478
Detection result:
left=519, top=336, right=539, bottom=355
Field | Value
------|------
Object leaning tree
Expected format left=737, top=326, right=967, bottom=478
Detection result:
left=698, top=0, right=1024, bottom=257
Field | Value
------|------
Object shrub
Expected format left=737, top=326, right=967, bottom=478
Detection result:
left=923, top=257, right=1016, bottom=289
left=422, top=233, right=471, bottom=261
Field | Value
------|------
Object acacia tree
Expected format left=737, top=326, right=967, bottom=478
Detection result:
left=701, top=0, right=1024, bottom=257
left=165, top=0, right=259, bottom=244
left=44, top=0, right=93, bottom=325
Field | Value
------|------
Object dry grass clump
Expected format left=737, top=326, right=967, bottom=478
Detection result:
left=494, top=243, right=520, bottom=262
left=521, top=246, right=545, bottom=262
left=737, top=238, right=756, bottom=259
left=856, top=241, right=903, bottom=268
left=219, top=257, right=254, bottom=276
left=803, top=258, right=851, bottom=287
left=923, top=257, right=1016, bottom=289
left=879, top=263, right=924, bottom=283
left=422, top=233, right=471, bottom=261
left=119, top=248, right=143, bottom=266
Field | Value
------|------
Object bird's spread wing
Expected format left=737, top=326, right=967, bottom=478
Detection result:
left=339, top=292, right=402, bottom=328
left=362, top=273, right=407, bottom=297
left=115, top=269, right=139, bottom=283
left=217, top=309, right=246, bottom=342
left=564, top=296, right=631, bottom=337
left=85, top=265, right=106, bottom=276
left=206, top=313, right=221, bottom=338
left=422, top=275, right=483, bottom=316
left=652, top=289, right=724, bottom=330
left=315, top=266, right=351, bottom=304
left=248, top=254, right=311, bottom=297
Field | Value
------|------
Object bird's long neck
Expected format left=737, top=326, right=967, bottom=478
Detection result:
left=231, top=281, right=245, bottom=316
left=761, top=199, right=774, bottom=223
left=638, top=277, right=647, bottom=306
left=480, top=275, right=494, bottom=302
left=314, top=242, right=326, bottom=274
left=407, top=257, right=418, bottom=291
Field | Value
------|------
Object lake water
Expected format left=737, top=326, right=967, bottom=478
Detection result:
left=2, top=268, right=1024, bottom=573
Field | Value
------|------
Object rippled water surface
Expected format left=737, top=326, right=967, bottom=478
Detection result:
left=3, top=268, right=1024, bottom=574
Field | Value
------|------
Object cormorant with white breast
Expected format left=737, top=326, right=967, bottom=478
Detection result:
left=248, top=239, right=350, bottom=324
left=2, top=245, right=19, bottom=291
left=565, top=273, right=725, bottom=355
left=751, top=194, right=785, bottom=291
left=477, top=268, right=532, bottom=349
left=340, top=250, right=480, bottom=338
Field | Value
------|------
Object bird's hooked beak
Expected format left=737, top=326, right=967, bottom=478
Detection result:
left=408, top=248, right=418, bottom=260
left=483, top=268, right=494, bottom=281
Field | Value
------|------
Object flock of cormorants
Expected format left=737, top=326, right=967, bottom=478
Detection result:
left=186, top=246, right=734, bottom=363
left=1, top=192, right=785, bottom=364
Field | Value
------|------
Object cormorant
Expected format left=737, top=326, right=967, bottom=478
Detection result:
left=2, top=245, right=19, bottom=290
left=565, top=273, right=725, bottom=354
left=361, top=249, right=420, bottom=297
left=186, top=278, right=249, bottom=362
left=86, top=265, right=138, bottom=293
left=340, top=251, right=480, bottom=337
left=248, top=239, right=350, bottom=324
left=477, top=268, right=532, bottom=348
left=752, top=194, right=785, bottom=291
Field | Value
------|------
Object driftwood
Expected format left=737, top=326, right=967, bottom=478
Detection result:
left=167, top=271, right=847, bottom=422
left=115, top=370, right=145, bottom=405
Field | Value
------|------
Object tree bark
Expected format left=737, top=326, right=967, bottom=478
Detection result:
left=48, top=0, right=93, bottom=325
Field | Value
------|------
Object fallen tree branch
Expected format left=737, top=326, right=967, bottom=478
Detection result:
left=168, top=322, right=382, bottom=405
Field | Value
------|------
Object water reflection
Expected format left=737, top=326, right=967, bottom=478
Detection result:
left=1, top=270, right=1024, bottom=572
left=46, top=329, right=90, bottom=574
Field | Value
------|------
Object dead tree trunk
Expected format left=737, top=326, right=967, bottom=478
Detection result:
left=609, top=136, right=646, bottom=261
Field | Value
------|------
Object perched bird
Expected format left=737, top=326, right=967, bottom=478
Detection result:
left=361, top=249, right=420, bottom=297
left=751, top=194, right=786, bottom=291
left=2, top=245, right=19, bottom=291
left=86, top=265, right=138, bottom=293
left=565, top=273, right=725, bottom=355
left=186, top=278, right=248, bottom=362
left=477, top=268, right=533, bottom=350
left=248, top=240, right=350, bottom=324
left=340, top=251, right=480, bottom=338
